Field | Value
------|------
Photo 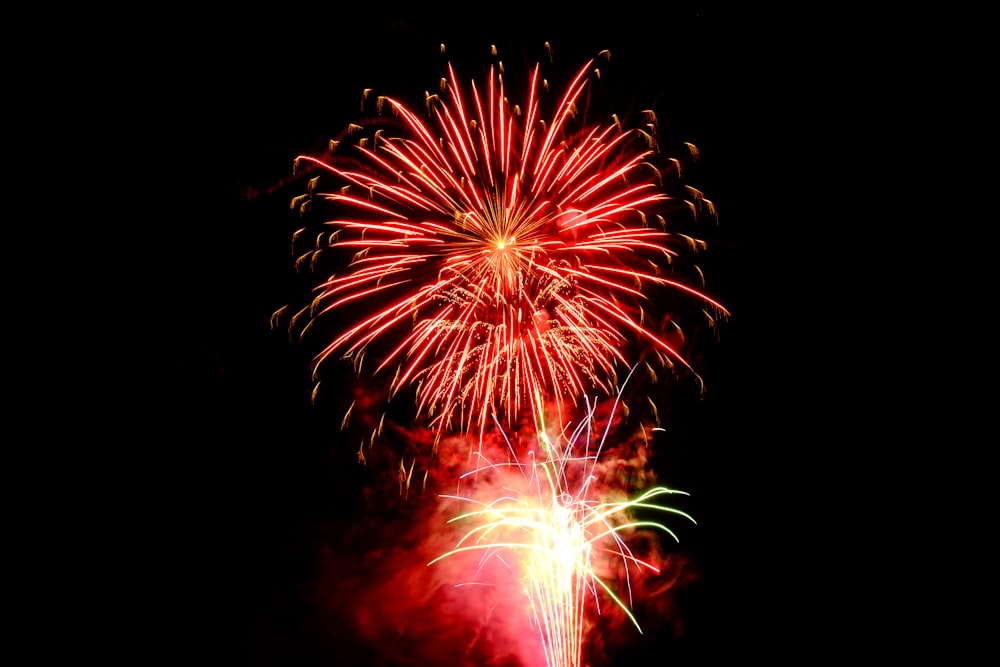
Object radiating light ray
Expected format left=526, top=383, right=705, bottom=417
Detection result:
left=276, top=46, right=727, bottom=448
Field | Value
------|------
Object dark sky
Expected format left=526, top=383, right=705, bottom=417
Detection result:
left=138, top=7, right=830, bottom=666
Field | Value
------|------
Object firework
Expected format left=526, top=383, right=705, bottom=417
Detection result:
left=429, top=371, right=694, bottom=667
left=276, top=45, right=727, bottom=447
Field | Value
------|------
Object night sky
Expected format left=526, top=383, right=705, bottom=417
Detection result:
left=138, top=6, right=829, bottom=666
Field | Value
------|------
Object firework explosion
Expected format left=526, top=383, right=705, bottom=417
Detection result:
left=431, top=376, right=695, bottom=667
left=275, top=44, right=726, bottom=449
left=274, top=42, right=725, bottom=667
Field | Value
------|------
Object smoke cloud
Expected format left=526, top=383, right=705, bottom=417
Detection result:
left=311, top=400, right=697, bottom=666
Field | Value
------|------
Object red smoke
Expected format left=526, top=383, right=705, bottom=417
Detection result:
left=312, top=400, right=697, bottom=666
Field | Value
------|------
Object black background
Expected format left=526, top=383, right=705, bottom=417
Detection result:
left=127, top=5, right=841, bottom=666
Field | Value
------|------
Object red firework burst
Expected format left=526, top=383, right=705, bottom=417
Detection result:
left=276, top=46, right=727, bottom=446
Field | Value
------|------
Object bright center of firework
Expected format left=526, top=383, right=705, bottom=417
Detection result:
left=549, top=503, right=586, bottom=567
left=493, top=234, right=515, bottom=251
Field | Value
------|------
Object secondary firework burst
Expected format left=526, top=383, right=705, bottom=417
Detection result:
left=429, top=377, right=694, bottom=667
left=275, top=43, right=727, bottom=449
